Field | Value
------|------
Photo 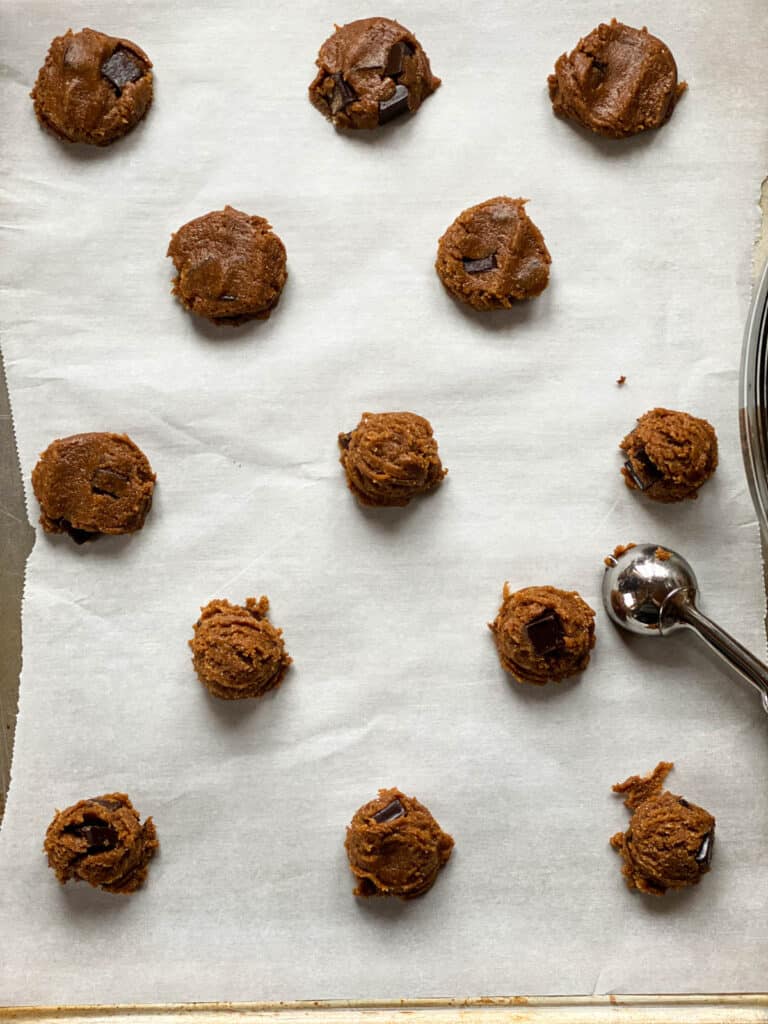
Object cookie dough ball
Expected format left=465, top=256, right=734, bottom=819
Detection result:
left=338, top=411, right=446, bottom=507
left=31, top=432, right=156, bottom=544
left=190, top=596, right=292, bottom=700
left=611, top=762, right=715, bottom=896
left=345, top=788, right=454, bottom=899
left=31, top=28, right=153, bottom=146
left=620, top=408, right=718, bottom=502
left=44, top=792, right=158, bottom=894
left=436, top=197, right=551, bottom=311
left=167, top=206, right=287, bottom=326
left=489, top=584, right=596, bottom=685
left=548, top=20, right=685, bottom=139
left=309, top=17, right=440, bottom=130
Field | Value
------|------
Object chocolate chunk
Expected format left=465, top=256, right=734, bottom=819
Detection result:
left=462, top=254, right=497, bottom=274
left=372, top=798, right=405, bottom=824
left=64, top=819, right=119, bottom=853
left=624, top=448, right=663, bottom=491
left=94, top=799, right=123, bottom=811
left=378, top=84, right=410, bottom=125
left=91, top=467, right=129, bottom=499
left=338, top=432, right=352, bottom=450
left=330, top=73, right=357, bottom=115
left=525, top=611, right=565, bottom=656
left=101, top=48, right=145, bottom=96
left=56, top=519, right=98, bottom=545
left=384, top=41, right=414, bottom=78
left=695, top=831, right=714, bottom=866
left=678, top=798, right=690, bottom=808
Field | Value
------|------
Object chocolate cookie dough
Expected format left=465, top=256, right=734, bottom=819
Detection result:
left=611, top=762, right=715, bottom=896
left=548, top=20, right=685, bottom=139
left=309, top=17, right=440, bottom=130
left=44, top=792, right=158, bottom=894
left=338, top=411, right=446, bottom=507
left=620, top=408, right=718, bottom=502
left=190, top=596, right=292, bottom=700
left=31, top=28, right=152, bottom=146
left=31, top=432, right=155, bottom=544
left=489, top=584, right=596, bottom=685
left=167, top=206, right=287, bottom=326
left=436, top=197, right=551, bottom=311
left=345, top=788, right=454, bottom=898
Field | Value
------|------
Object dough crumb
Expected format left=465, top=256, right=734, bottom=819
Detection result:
left=610, top=762, right=715, bottom=896
left=616, top=375, right=626, bottom=386
left=604, top=542, right=636, bottom=567
left=655, top=546, right=672, bottom=561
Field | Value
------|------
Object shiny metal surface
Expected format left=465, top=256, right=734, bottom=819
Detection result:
left=603, top=543, right=768, bottom=713
left=740, top=256, right=768, bottom=536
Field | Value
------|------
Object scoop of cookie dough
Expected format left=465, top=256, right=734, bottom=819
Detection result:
left=44, top=792, right=158, bottom=894
left=345, top=788, right=454, bottom=898
left=620, top=407, right=718, bottom=502
left=167, top=206, right=287, bottom=326
left=309, top=17, right=440, bottom=130
left=489, top=584, right=596, bottom=685
left=436, top=197, right=551, bottom=311
left=31, top=28, right=153, bottom=146
left=190, top=596, right=292, bottom=700
left=31, top=432, right=155, bottom=544
left=338, top=411, right=446, bottom=507
left=548, top=20, right=685, bottom=139
left=610, top=762, right=715, bottom=896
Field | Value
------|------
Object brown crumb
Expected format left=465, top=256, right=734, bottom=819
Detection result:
left=604, top=542, right=636, bottom=567
left=616, top=376, right=626, bottom=386
left=655, top=547, right=672, bottom=561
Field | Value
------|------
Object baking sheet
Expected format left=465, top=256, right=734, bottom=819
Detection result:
left=1, top=0, right=767, bottom=1005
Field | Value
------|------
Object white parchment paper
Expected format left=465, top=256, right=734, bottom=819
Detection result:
left=1, top=0, right=767, bottom=1004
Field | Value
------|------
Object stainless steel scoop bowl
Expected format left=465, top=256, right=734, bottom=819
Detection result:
left=602, top=543, right=768, bottom=713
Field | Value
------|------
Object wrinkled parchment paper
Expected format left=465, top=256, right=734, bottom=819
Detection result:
left=1, top=0, right=767, bottom=1004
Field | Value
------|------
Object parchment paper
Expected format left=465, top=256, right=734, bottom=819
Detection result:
left=1, top=0, right=767, bottom=1005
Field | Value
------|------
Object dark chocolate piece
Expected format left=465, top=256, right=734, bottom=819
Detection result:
left=338, top=432, right=352, bottom=450
left=101, top=48, right=145, bottom=96
left=384, top=41, right=414, bottom=78
left=378, top=84, right=410, bottom=125
left=56, top=520, right=98, bottom=545
left=462, top=254, right=497, bottom=274
left=695, top=830, right=714, bottom=866
left=330, top=73, right=357, bottom=115
left=372, top=798, right=405, bottom=824
left=525, top=611, right=565, bottom=656
left=64, top=819, right=119, bottom=853
left=91, top=467, right=129, bottom=499
left=94, top=799, right=123, bottom=811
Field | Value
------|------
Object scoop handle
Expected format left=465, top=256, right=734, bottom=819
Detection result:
left=677, top=600, right=768, bottom=713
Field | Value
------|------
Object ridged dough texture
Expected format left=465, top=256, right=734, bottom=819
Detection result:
left=620, top=407, right=718, bottom=502
left=339, top=411, right=446, bottom=506
left=489, top=584, right=596, bottom=685
left=44, top=792, right=158, bottom=894
left=345, top=788, right=454, bottom=898
left=610, top=762, right=715, bottom=896
left=190, top=596, right=292, bottom=700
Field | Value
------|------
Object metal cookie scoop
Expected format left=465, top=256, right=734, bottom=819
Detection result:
left=602, top=543, right=768, bottom=713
